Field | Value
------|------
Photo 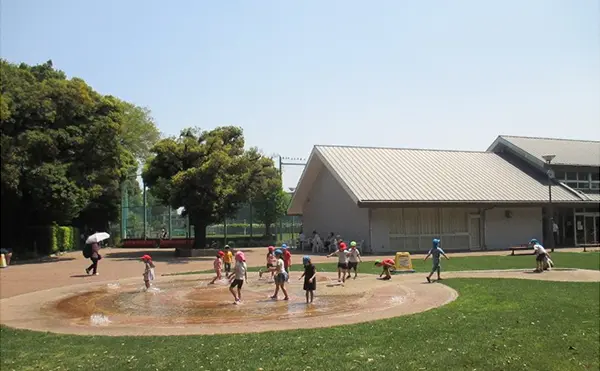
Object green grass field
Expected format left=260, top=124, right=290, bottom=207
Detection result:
left=166, top=251, right=600, bottom=276
left=1, top=278, right=598, bottom=371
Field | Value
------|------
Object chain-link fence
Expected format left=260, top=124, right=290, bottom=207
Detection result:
left=118, top=202, right=302, bottom=246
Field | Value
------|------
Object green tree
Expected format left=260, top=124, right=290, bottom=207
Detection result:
left=0, top=59, right=159, bottom=251
left=117, top=101, right=161, bottom=162
left=142, top=126, right=263, bottom=248
left=251, top=157, right=287, bottom=236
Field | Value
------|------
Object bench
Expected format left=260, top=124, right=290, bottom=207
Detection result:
left=510, top=244, right=530, bottom=256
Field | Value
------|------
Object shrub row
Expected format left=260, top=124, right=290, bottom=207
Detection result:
left=25, top=225, right=79, bottom=254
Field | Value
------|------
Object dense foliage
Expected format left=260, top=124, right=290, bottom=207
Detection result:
left=142, top=126, right=285, bottom=248
left=0, top=59, right=159, bottom=253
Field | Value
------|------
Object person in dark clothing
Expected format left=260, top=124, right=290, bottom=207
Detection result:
left=86, top=242, right=101, bottom=275
left=299, top=256, right=317, bottom=303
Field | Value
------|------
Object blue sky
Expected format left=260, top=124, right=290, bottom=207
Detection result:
left=2, top=0, right=599, bottom=189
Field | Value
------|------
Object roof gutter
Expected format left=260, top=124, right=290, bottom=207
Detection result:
left=356, top=200, right=595, bottom=208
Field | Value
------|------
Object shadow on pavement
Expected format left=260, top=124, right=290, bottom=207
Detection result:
left=8, top=257, right=76, bottom=266
left=102, top=249, right=213, bottom=264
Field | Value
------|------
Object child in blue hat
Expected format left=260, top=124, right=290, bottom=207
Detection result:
left=298, top=256, right=317, bottom=303
left=266, top=249, right=289, bottom=300
left=424, top=238, right=449, bottom=283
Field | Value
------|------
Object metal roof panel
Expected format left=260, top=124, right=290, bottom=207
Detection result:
left=315, top=145, right=584, bottom=203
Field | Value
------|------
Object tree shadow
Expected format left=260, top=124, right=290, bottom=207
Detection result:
left=102, top=250, right=214, bottom=264
left=8, top=257, right=76, bottom=266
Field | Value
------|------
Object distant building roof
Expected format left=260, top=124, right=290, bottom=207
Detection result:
left=288, top=145, right=589, bottom=214
left=487, top=135, right=600, bottom=168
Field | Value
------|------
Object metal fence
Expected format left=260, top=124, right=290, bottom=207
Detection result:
left=117, top=202, right=302, bottom=245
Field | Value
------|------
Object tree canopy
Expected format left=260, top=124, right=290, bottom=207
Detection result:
left=0, top=59, right=160, bottom=251
left=250, top=156, right=288, bottom=236
left=142, top=126, right=284, bottom=248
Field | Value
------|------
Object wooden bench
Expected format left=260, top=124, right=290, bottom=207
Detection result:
left=510, top=244, right=530, bottom=256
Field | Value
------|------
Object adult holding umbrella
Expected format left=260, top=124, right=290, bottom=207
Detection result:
left=85, top=232, right=109, bottom=276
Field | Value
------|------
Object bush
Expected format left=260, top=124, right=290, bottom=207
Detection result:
left=50, top=226, right=59, bottom=253
left=23, top=225, right=77, bottom=255
left=56, top=226, right=75, bottom=251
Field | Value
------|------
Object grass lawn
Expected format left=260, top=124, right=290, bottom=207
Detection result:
left=166, top=251, right=600, bottom=276
left=1, top=278, right=598, bottom=371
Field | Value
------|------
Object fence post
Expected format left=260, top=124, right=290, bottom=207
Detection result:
left=249, top=201, right=253, bottom=239
left=168, top=207, right=172, bottom=239
left=120, top=182, right=128, bottom=240
left=143, top=184, right=147, bottom=239
left=291, top=216, right=295, bottom=242
left=224, top=219, right=228, bottom=247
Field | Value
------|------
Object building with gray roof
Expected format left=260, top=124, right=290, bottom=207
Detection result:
left=289, top=136, right=599, bottom=253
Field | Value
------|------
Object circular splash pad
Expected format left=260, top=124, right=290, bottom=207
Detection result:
left=0, top=273, right=457, bottom=336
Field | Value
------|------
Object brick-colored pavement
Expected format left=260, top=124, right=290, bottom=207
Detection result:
left=0, top=246, right=594, bottom=299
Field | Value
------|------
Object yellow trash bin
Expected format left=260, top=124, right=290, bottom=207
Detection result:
left=0, top=254, right=7, bottom=268
left=392, top=252, right=415, bottom=274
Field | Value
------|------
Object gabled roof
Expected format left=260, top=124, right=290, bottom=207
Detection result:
left=288, top=145, right=588, bottom=214
left=487, top=135, right=600, bottom=168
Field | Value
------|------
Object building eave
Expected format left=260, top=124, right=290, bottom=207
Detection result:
left=356, top=200, right=598, bottom=208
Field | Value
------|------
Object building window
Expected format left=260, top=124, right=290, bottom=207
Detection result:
left=565, top=181, right=578, bottom=189
left=556, top=171, right=594, bottom=190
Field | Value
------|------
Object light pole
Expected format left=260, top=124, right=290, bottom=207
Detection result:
left=542, top=154, right=556, bottom=252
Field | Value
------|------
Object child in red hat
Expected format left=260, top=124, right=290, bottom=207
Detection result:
left=259, top=246, right=277, bottom=282
left=141, top=255, right=155, bottom=289
left=210, top=251, right=225, bottom=284
left=374, top=259, right=395, bottom=280
left=327, top=242, right=349, bottom=283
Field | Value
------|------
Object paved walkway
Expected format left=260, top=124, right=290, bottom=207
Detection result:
left=0, top=246, right=595, bottom=299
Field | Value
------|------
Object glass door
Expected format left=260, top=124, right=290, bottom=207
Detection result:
left=585, top=215, right=598, bottom=245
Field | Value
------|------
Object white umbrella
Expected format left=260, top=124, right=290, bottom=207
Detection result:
left=86, top=232, right=110, bottom=244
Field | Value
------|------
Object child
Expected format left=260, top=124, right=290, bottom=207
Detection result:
left=529, top=238, right=550, bottom=273
left=298, top=256, right=317, bottom=304
left=259, top=246, right=277, bottom=281
left=327, top=242, right=349, bottom=283
left=141, top=254, right=155, bottom=289
left=209, top=251, right=225, bottom=284
left=282, top=244, right=292, bottom=280
left=424, top=238, right=449, bottom=282
left=268, top=249, right=289, bottom=300
left=228, top=251, right=247, bottom=304
left=374, top=259, right=395, bottom=280
left=223, top=245, right=233, bottom=274
left=346, top=241, right=363, bottom=280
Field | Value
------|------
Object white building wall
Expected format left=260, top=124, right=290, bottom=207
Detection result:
left=484, top=207, right=543, bottom=249
left=369, top=207, right=477, bottom=253
left=370, top=208, right=391, bottom=253
left=301, top=168, right=369, bottom=244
